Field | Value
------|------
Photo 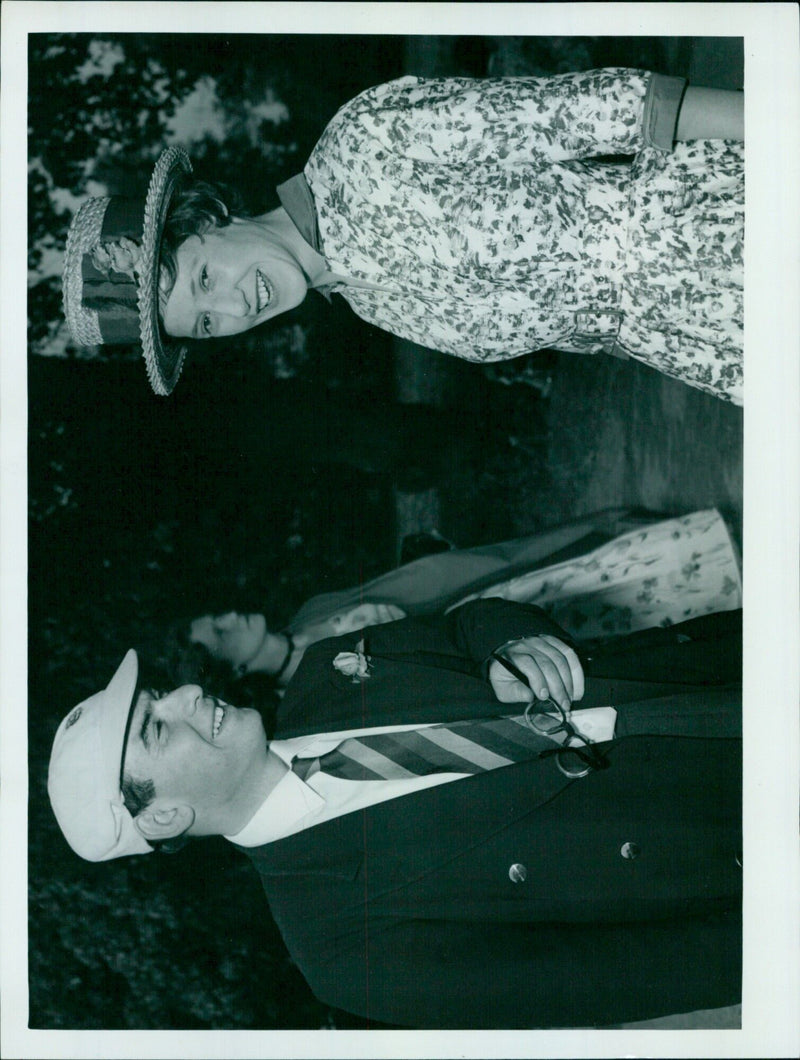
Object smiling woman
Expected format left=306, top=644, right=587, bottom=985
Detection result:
left=62, top=68, right=744, bottom=401
left=62, top=147, right=338, bottom=395
left=160, top=216, right=320, bottom=340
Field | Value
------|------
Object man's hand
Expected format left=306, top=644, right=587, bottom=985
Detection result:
left=489, top=635, right=584, bottom=713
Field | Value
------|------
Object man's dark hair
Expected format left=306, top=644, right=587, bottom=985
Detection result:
left=121, top=772, right=156, bottom=816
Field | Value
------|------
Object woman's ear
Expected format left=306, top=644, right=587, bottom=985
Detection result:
left=209, top=196, right=229, bottom=221
left=134, top=803, right=195, bottom=842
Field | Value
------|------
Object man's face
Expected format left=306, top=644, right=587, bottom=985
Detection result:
left=189, top=612, right=268, bottom=673
left=161, top=219, right=309, bottom=339
left=123, top=684, right=270, bottom=837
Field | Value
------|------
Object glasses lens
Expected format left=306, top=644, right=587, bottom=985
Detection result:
left=531, top=713, right=563, bottom=734
left=525, top=701, right=565, bottom=732
left=555, top=747, right=593, bottom=779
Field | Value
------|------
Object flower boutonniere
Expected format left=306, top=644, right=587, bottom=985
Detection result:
left=333, top=638, right=372, bottom=683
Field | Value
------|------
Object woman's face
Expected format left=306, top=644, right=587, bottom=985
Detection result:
left=161, top=219, right=309, bottom=339
left=189, top=612, right=268, bottom=673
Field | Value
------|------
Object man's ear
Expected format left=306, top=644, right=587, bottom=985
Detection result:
left=133, top=803, right=195, bottom=842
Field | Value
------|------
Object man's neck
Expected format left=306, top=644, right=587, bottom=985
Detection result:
left=222, top=747, right=289, bottom=838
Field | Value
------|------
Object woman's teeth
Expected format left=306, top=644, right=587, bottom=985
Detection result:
left=256, top=270, right=271, bottom=312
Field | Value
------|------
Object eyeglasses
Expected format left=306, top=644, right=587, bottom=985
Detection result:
left=491, top=651, right=610, bottom=779
left=524, top=698, right=610, bottom=778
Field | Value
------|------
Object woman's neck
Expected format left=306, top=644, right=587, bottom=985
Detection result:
left=248, top=630, right=293, bottom=677
left=257, top=207, right=335, bottom=288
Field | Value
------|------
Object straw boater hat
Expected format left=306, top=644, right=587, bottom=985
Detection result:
left=62, top=147, right=192, bottom=396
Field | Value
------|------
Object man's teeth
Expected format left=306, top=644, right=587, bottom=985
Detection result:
left=213, top=704, right=224, bottom=739
left=256, top=270, right=271, bottom=312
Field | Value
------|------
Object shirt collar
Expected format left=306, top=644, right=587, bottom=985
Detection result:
left=225, top=766, right=323, bottom=847
left=224, top=737, right=343, bottom=847
left=276, top=173, right=332, bottom=302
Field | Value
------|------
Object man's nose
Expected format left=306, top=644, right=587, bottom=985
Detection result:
left=155, top=685, right=202, bottom=719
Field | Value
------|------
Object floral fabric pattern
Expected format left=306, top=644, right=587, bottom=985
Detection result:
left=305, top=71, right=743, bottom=403
left=452, top=509, right=742, bottom=640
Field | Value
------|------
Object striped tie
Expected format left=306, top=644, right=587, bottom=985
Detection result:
left=291, top=715, right=556, bottom=782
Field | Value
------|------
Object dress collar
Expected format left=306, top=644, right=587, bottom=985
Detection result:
left=276, top=173, right=332, bottom=302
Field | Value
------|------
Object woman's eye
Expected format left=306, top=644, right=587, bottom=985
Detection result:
left=155, top=720, right=164, bottom=741
left=201, top=312, right=212, bottom=337
left=200, top=265, right=209, bottom=290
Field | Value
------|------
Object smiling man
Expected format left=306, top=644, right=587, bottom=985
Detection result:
left=47, top=599, right=743, bottom=1027
left=120, top=682, right=287, bottom=846
left=47, top=649, right=286, bottom=860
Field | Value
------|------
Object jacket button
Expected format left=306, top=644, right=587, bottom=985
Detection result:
left=508, top=863, right=528, bottom=883
left=620, top=841, right=640, bottom=860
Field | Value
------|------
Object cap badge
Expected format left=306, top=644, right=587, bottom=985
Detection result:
left=65, top=706, right=83, bottom=730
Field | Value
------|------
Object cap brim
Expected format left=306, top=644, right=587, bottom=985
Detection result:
left=98, top=648, right=139, bottom=803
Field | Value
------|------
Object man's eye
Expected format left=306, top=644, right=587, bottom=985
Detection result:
left=154, top=720, right=164, bottom=741
left=200, top=265, right=209, bottom=290
left=201, top=312, right=212, bottom=336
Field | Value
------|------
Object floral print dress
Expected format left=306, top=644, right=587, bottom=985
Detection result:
left=452, top=508, right=742, bottom=640
left=289, top=509, right=741, bottom=646
left=300, top=70, right=743, bottom=403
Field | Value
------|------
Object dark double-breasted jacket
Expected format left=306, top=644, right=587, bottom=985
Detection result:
left=241, top=600, right=742, bottom=1028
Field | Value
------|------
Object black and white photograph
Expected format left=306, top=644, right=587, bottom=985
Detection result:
left=1, top=3, right=798, bottom=1058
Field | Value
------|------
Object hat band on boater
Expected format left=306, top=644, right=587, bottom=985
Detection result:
left=78, top=197, right=147, bottom=346
left=78, top=197, right=147, bottom=345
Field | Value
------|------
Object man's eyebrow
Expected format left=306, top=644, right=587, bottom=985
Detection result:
left=139, top=696, right=153, bottom=753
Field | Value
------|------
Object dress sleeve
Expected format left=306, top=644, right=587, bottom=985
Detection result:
left=321, top=69, right=686, bottom=166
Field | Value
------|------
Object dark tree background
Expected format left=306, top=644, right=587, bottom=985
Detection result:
left=27, top=34, right=742, bottom=1030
